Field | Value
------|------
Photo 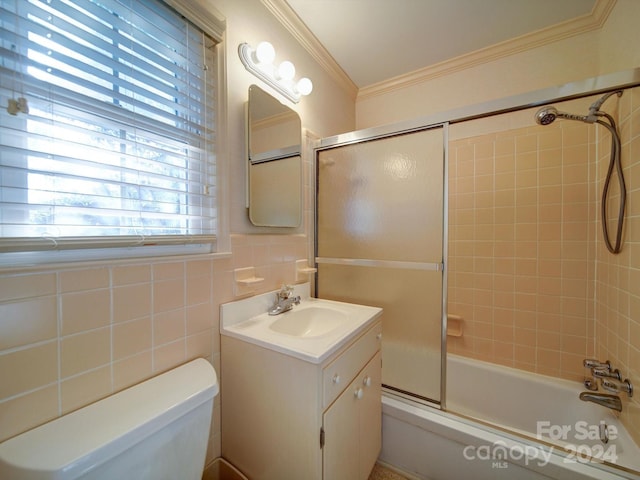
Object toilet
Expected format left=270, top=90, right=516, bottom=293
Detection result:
left=0, top=358, right=218, bottom=480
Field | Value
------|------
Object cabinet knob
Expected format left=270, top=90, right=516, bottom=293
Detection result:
left=354, top=388, right=364, bottom=400
left=376, top=333, right=382, bottom=341
left=332, top=373, right=341, bottom=384
left=363, top=376, right=372, bottom=387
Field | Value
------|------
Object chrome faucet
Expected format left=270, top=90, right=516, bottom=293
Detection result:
left=579, top=392, right=622, bottom=412
left=268, top=285, right=301, bottom=316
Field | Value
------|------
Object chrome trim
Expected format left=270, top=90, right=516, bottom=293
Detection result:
left=318, top=68, right=640, bottom=150
left=315, top=257, right=443, bottom=271
left=250, top=145, right=301, bottom=164
left=440, top=122, right=449, bottom=411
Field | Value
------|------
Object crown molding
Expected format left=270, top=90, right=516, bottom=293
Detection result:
left=260, top=0, right=359, bottom=100
left=358, top=0, right=617, bottom=101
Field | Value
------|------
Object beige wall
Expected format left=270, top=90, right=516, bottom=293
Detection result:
left=0, top=0, right=351, bottom=468
left=355, top=0, right=640, bottom=131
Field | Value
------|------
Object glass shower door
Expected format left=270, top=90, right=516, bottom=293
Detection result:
left=316, top=126, right=445, bottom=403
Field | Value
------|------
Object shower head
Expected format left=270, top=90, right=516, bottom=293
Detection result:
left=534, top=106, right=591, bottom=126
left=535, top=106, right=559, bottom=125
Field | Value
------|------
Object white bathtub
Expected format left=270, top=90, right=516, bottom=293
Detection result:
left=379, top=355, right=640, bottom=480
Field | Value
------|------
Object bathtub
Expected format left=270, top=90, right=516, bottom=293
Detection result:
left=379, top=355, right=640, bottom=480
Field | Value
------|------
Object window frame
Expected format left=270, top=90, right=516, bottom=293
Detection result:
left=0, top=0, right=229, bottom=267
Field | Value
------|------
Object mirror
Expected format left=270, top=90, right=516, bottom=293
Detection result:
left=247, top=85, right=302, bottom=227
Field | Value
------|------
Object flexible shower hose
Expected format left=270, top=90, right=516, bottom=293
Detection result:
left=596, top=112, right=626, bottom=254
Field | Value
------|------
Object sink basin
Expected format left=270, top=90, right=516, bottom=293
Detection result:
left=269, top=307, right=346, bottom=337
left=220, top=283, right=382, bottom=363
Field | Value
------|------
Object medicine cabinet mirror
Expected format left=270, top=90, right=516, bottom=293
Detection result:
left=247, top=85, right=302, bottom=227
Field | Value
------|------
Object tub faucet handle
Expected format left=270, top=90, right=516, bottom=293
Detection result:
left=592, top=367, right=621, bottom=380
left=601, top=378, right=633, bottom=398
left=583, top=359, right=611, bottom=370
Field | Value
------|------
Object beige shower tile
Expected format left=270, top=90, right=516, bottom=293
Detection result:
left=187, top=259, right=212, bottom=278
left=0, top=296, right=57, bottom=350
left=538, top=130, right=562, bottom=150
left=153, top=340, right=186, bottom=374
left=514, top=205, right=537, bottom=223
left=113, top=351, right=152, bottom=392
left=562, top=316, right=588, bottom=337
left=153, top=278, right=185, bottom=313
left=113, top=317, right=152, bottom=360
left=538, top=223, right=561, bottom=241
left=187, top=330, right=213, bottom=361
left=112, top=264, right=151, bottom=286
left=0, top=342, right=58, bottom=399
left=153, top=261, right=184, bottom=281
left=537, top=330, right=561, bottom=350
left=539, top=167, right=562, bottom=186
left=187, top=302, right=214, bottom=336
left=0, top=273, right=56, bottom=302
left=495, top=154, right=515, bottom=173
left=562, top=125, right=589, bottom=148
left=113, top=283, right=151, bottom=323
left=474, top=174, right=493, bottom=192
left=61, top=289, right=110, bottom=336
left=186, top=275, right=211, bottom=306
left=61, top=327, right=111, bottom=378
left=538, top=148, right=562, bottom=168
left=61, top=366, right=112, bottom=414
left=515, top=134, right=537, bottom=153
left=474, top=140, right=494, bottom=159
left=0, top=385, right=58, bottom=442
left=153, top=309, right=185, bottom=346
left=562, top=144, right=590, bottom=165
left=495, top=138, right=515, bottom=157
left=538, top=185, right=562, bottom=205
left=60, top=268, right=109, bottom=293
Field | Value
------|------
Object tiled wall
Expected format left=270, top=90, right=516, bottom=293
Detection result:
left=448, top=88, right=640, bottom=445
left=447, top=100, right=598, bottom=381
left=594, top=87, right=640, bottom=443
left=0, top=258, right=220, bottom=452
left=0, top=231, right=311, bottom=462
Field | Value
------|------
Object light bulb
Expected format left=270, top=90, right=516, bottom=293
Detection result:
left=277, top=61, right=295, bottom=81
left=255, top=41, right=275, bottom=64
left=295, top=77, right=313, bottom=96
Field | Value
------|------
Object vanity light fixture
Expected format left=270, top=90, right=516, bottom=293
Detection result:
left=238, top=41, right=313, bottom=103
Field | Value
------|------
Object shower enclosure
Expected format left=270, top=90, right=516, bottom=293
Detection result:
left=314, top=69, right=640, bottom=477
left=316, top=127, right=446, bottom=404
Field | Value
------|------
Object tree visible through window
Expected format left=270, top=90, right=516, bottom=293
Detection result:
left=0, top=0, right=217, bottom=252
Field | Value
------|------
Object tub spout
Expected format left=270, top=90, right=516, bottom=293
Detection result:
left=579, top=392, right=622, bottom=412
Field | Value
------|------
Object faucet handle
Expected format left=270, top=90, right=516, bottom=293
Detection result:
left=277, top=284, right=294, bottom=299
left=601, top=378, right=633, bottom=398
left=584, top=359, right=611, bottom=370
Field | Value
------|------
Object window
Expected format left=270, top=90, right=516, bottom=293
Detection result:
left=0, top=0, right=218, bottom=255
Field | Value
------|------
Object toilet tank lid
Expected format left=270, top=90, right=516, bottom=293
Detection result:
left=0, top=358, right=218, bottom=479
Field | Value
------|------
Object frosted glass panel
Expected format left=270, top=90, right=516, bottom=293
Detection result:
left=317, top=129, right=443, bottom=262
left=318, top=264, right=442, bottom=401
left=316, top=126, right=445, bottom=403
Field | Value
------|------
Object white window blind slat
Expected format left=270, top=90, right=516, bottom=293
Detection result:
left=0, top=0, right=218, bottom=252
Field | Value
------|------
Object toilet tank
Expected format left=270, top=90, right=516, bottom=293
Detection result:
left=0, top=358, right=218, bottom=480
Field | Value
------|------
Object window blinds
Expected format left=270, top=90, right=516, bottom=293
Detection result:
left=0, top=0, right=217, bottom=252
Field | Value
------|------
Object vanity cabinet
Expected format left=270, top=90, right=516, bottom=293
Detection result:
left=221, top=320, right=382, bottom=480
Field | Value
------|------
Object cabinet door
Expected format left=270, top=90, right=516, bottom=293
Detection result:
left=359, top=351, right=382, bottom=478
left=322, top=352, right=381, bottom=480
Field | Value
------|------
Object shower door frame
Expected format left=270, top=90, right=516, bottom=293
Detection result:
left=312, top=67, right=640, bottom=408
left=314, top=124, right=450, bottom=408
